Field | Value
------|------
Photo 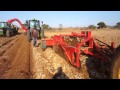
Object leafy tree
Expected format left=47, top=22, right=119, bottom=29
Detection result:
left=88, top=25, right=96, bottom=29
left=114, top=22, right=120, bottom=29
left=116, top=22, right=120, bottom=27
left=97, top=22, right=106, bottom=29
left=42, top=24, right=49, bottom=29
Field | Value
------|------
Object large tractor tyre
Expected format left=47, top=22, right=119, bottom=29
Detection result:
left=16, top=30, right=18, bottom=34
left=41, top=27, right=45, bottom=39
left=14, top=28, right=18, bottom=35
left=14, top=30, right=18, bottom=35
left=41, top=30, right=45, bottom=38
left=27, top=30, right=31, bottom=42
left=3, top=28, right=6, bottom=36
left=6, top=30, right=11, bottom=37
left=38, top=30, right=41, bottom=39
left=11, top=30, right=14, bottom=36
left=111, top=52, right=120, bottom=79
left=111, top=46, right=120, bottom=79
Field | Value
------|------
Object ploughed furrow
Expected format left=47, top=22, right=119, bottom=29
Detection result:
left=0, top=35, right=20, bottom=57
left=0, top=35, right=18, bottom=46
left=0, top=34, right=31, bottom=79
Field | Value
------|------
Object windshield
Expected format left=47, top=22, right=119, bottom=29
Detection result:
left=30, top=20, right=40, bottom=29
left=0, top=22, right=7, bottom=28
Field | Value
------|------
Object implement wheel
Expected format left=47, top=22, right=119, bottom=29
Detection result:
left=111, top=46, right=120, bottom=79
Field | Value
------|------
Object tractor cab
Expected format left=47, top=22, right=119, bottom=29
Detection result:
left=0, top=22, right=9, bottom=36
left=25, top=19, right=44, bottom=42
left=0, top=22, right=8, bottom=29
left=26, top=19, right=41, bottom=30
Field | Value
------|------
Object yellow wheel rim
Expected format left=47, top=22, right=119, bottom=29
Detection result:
left=118, top=68, right=120, bottom=79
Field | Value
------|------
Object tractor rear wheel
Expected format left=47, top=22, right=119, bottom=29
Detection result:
left=27, top=30, right=31, bottom=42
left=3, top=28, right=6, bottom=36
left=11, top=30, right=14, bottom=36
left=6, top=30, right=11, bottom=37
left=16, top=30, right=18, bottom=34
left=41, top=27, right=44, bottom=38
left=111, top=46, right=120, bottom=79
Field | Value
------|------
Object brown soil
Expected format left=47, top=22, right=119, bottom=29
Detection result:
left=0, top=29, right=119, bottom=79
left=0, top=31, right=32, bottom=79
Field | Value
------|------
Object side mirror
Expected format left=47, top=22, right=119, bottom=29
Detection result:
left=41, top=21, right=43, bottom=24
left=26, top=20, right=28, bottom=24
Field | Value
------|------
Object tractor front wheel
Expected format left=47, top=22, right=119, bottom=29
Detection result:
left=6, top=30, right=11, bottom=37
left=27, top=30, right=31, bottom=42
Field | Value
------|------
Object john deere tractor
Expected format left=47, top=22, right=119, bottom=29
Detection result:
left=25, top=19, right=44, bottom=42
left=0, top=21, right=19, bottom=37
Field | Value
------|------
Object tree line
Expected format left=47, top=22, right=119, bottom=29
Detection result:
left=41, top=22, right=120, bottom=30
left=88, top=22, right=120, bottom=29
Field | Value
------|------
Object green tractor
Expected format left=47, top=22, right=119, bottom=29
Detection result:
left=25, top=19, right=44, bottom=42
left=0, top=22, right=19, bottom=37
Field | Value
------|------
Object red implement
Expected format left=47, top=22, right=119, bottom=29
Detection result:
left=41, top=31, right=115, bottom=68
left=7, top=18, right=28, bottom=32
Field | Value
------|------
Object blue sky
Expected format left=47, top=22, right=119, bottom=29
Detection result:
left=0, top=11, right=120, bottom=28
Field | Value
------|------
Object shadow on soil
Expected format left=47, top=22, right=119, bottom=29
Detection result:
left=52, top=67, right=69, bottom=79
left=85, top=56, right=111, bottom=79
